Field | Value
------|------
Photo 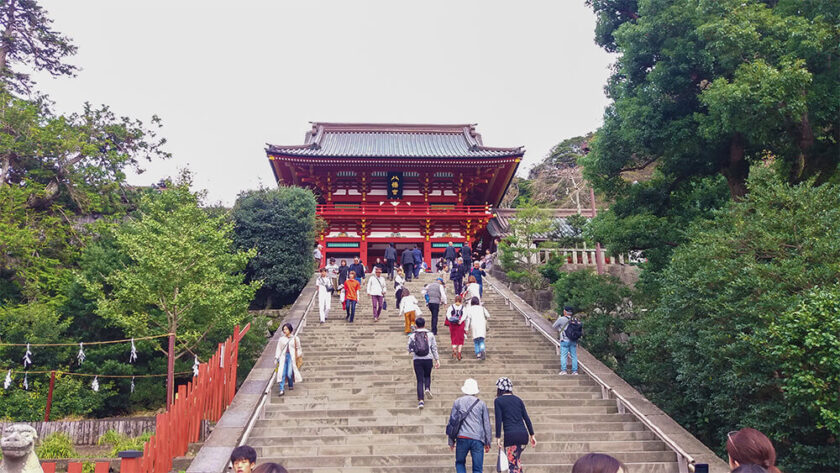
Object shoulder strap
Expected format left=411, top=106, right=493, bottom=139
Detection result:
left=463, top=398, right=481, bottom=417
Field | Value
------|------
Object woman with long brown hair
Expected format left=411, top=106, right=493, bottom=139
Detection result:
left=726, top=428, right=782, bottom=473
left=572, top=453, right=626, bottom=473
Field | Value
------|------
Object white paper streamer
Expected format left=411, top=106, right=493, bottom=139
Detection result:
left=130, top=376, right=135, bottom=393
left=129, top=338, right=138, bottom=363
left=22, top=343, right=32, bottom=368
left=23, top=372, right=28, bottom=390
left=77, top=342, right=86, bottom=364
left=91, top=376, right=99, bottom=392
left=3, top=370, right=11, bottom=390
left=192, top=356, right=200, bottom=377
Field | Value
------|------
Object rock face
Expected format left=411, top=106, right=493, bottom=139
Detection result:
left=0, top=424, right=43, bottom=473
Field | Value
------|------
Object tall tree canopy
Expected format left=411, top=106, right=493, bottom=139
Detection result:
left=625, top=166, right=840, bottom=472
left=582, top=0, right=839, bottom=272
left=89, top=183, right=259, bottom=360
left=0, top=0, right=77, bottom=93
left=232, top=187, right=318, bottom=309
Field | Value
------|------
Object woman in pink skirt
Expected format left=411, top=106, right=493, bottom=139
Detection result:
left=443, top=295, right=467, bottom=360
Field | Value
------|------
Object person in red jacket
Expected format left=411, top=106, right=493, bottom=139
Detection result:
left=344, top=271, right=360, bottom=323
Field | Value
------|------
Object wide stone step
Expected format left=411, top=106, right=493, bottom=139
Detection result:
left=248, top=421, right=650, bottom=437
left=254, top=439, right=669, bottom=457
left=257, top=450, right=677, bottom=468
left=253, top=463, right=680, bottom=473
left=268, top=398, right=616, bottom=408
left=246, top=430, right=661, bottom=446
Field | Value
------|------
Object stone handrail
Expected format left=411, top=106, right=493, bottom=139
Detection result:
left=536, top=247, right=640, bottom=266
left=483, top=275, right=728, bottom=473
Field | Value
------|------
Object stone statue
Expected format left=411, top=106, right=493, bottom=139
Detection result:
left=0, top=424, right=43, bottom=473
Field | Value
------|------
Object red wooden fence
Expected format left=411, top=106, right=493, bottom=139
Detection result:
left=41, top=324, right=249, bottom=473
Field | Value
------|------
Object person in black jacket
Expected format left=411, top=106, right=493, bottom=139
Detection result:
left=401, top=247, right=415, bottom=281
left=444, top=241, right=457, bottom=268
left=384, top=243, right=398, bottom=280
left=460, top=243, right=472, bottom=268
left=450, top=257, right=465, bottom=296
left=494, top=377, right=536, bottom=473
left=349, top=257, right=366, bottom=281
left=337, top=259, right=350, bottom=286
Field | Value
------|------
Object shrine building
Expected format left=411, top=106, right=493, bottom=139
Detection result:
left=266, top=122, right=524, bottom=267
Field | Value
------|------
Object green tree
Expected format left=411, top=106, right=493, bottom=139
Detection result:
left=581, top=0, right=839, bottom=275
left=232, top=187, right=317, bottom=309
left=89, top=182, right=260, bottom=361
left=625, top=166, right=840, bottom=472
left=0, top=0, right=77, bottom=93
left=551, top=269, right=631, bottom=370
left=498, top=204, right=554, bottom=297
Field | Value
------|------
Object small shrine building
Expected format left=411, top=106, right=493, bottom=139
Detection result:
left=266, top=122, right=523, bottom=267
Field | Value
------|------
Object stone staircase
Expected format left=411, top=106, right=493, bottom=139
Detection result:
left=243, top=273, right=681, bottom=472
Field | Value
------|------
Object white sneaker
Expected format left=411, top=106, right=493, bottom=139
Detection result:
left=418, top=400, right=424, bottom=409
left=572, top=371, right=579, bottom=376
left=424, top=388, right=433, bottom=399
left=558, top=371, right=568, bottom=376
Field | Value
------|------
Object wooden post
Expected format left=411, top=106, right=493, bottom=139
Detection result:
left=166, top=333, right=175, bottom=408
left=44, top=370, right=56, bottom=421
left=118, top=450, right=143, bottom=473
left=590, top=187, right=605, bottom=275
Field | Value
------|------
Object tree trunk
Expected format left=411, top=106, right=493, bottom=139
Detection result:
left=0, top=154, right=9, bottom=187
left=721, top=134, right=748, bottom=200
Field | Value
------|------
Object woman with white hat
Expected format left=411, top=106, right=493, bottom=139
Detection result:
left=446, top=378, right=492, bottom=473
left=494, top=377, right=536, bottom=473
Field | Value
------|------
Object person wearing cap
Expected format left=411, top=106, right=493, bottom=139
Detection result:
left=425, top=277, right=447, bottom=335
left=552, top=306, right=579, bottom=375
left=407, top=317, right=440, bottom=409
left=447, top=378, right=492, bottom=473
left=494, top=377, right=536, bottom=473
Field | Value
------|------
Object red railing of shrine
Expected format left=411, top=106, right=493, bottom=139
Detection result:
left=42, top=324, right=250, bottom=473
left=316, top=203, right=492, bottom=218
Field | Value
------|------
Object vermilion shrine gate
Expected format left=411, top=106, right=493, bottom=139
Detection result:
left=266, top=123, right=524, bottom=267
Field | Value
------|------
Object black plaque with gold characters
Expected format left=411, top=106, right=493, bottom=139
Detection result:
left=387, top=172, right=403, bottom=199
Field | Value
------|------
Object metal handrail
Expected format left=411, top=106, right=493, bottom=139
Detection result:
left=484, top=277, right=695, bottom=472
left=239, top=286, right=318, bottom=446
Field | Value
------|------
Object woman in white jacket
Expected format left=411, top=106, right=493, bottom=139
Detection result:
left=463, top=275, right=481, bottom=306
left=464, top=296, right=490, bottom=360
left=399, top=288, right=422, bottom=334
left=274, top=323, right=302, bottom=396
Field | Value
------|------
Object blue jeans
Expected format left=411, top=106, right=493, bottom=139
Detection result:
left=346, top=299, right=357, bottom=322
left=473, top=337, right=485, bottom=355
left=277, top=352, right=293, bottom=391
left=455, top=437, right=485, bottom=473
left=478, top=282, right=483, bottom=297
left=560, top=340, right=578, bottom=373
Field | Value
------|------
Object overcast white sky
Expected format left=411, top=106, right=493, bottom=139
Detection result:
left=34, top=1, right=613, bottom=205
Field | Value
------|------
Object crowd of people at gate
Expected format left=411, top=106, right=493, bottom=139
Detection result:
left=263, top=241, right=785, bottom=472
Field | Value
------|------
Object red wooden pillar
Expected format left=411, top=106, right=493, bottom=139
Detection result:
left=423, top=239, right=432, bottom=269
left=360, top=240, right=368, bottom=267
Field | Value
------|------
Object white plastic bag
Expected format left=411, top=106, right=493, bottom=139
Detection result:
left=497, top=447, right=509, bottom=472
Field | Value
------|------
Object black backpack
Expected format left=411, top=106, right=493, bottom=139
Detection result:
left=446, top=398, right=481, bottom=442
left=447, top=305, right=463, bottom=324
left=565, top=319, right=583, bottom=342
left=413, top=331, right=430, bottom=357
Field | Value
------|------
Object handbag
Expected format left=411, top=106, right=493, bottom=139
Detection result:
left=497, top=447, right=509, bottom=472
left=295, top=355, right=303, bottom=369
left=383, top=299, right=388, bottom=310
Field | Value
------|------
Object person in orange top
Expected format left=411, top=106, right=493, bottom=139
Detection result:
left=344, top=270, right=361, bottom=323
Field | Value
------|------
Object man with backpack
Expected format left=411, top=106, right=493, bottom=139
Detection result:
left=407, top=317, right=440, bottom=409
left=446, top=378, right=492, bottom=473
left=552, top=305, right=582, bottom=375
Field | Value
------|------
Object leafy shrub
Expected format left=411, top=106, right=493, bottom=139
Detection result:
left=36, top=432, right=77, bottom=459
left=97, top=430, right=152, bottom=457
